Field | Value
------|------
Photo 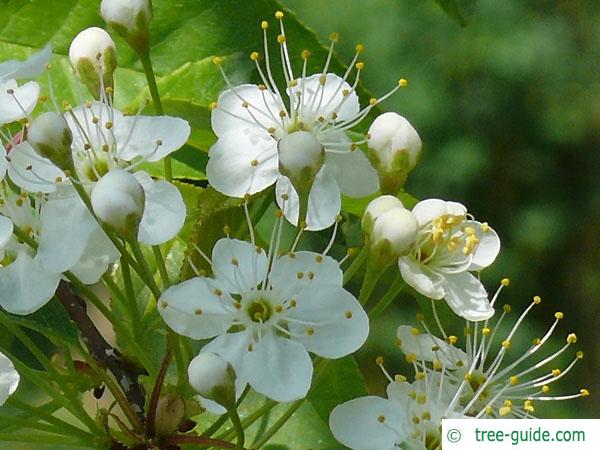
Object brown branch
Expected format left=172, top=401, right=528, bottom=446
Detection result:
left=146, top=347, right=172, bottom=437
left=56, top=281, right=146, bottom=426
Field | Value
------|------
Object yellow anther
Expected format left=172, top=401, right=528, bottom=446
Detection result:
left=499, top=400, right=512, bottom=416
left=275, top=11, right=284, bottom=19
left=510, top=376, right=519, bottom=385
left=214, top=288, right=223, bottom=296
left=394, top=338, right=402, bottom=348
left=405, top=353, right=417, bottom=363
left=275, top=209, right=283, bottom=218
left=394, top=374, right=407, bottom=383
left=212, top=56, right=222, bottom=65
left=250, top=159, right=259, bottom=167
left=329, top=32, right=339, bottom=42
left=355, top=43, right=364, bottom=53
left=355, top=62, right=364, bottom=70
left=416, top=313, right=425, bottom=322
left=412, top=416, right=420, bottom=424
left=448, top=335, right=458, bottom=345
left=306, top=327, right=315, bottom=336
left=261, top=20, right=269, bottom=29
left=287, top=79, right=298, bottom=88
left=375, top=356, right=384, bottom=365
left=277, top=34, right=286, bottom=44
left=422, top=412, right=431, bottom=421
left=502, top=339, right=511, bottom=349
left=250, top=51, right=259, bottom=61
left=160, top=300, right=168, bottom=309
left=533, top=295, right=541, bottom=304
left=92, top=116, right=99, bottom=124
left=315, top=254, right=324, bottom=263
left=432, top=359, right=442, bottom=370
left=194, top=308, right=203, bottom=316
left=301, top=49, right=310, bottom=60
left=415, top=372, right=426, bottom=381
left=377, top=415, right=385, bottom=423
left=503, top=304, right=512, bottom=313
left=567, top=333, right=577, bottom=344
left=542, top=385, right=550, bottom=393
left=345, top=310, right=353, bottom=319
left=484, top=406, right=494, bottom=416
left=296, top=272, right=304, bottom=279
left=416, top=394, right=426, bottom=405
left=267, top=127, right=276, bottom=134
left=552, top=369, right=561, bottom=377
left=247, top=343, right=253, bottom=352
left=464, top=226, right=476, bottom=235
left=577, top=351, right=584, bottom=359
left=464, top=373, right=472, bottom=381
left=319, top=74, right=327, bottom=85
left=231, top=257, right=239, bottom=266
left=532, top=338, right=541, bottom=346
left=102, top=143, right=110, bottom=152
left=274, top=304, right=283, bottom=313
left=289, top=299, right=297, bottom=308
left=369, top=98, right=377, bottom=106
left=223, top=225, right=231, bottom=235
left=523, top=400, right=535, bottom=413
left=279, top=110, right=287, bottom=118
left=554, top=311, right=564, bottom=320
left=105, top=86, right=114, bottom=95
left=482, top=327, right=491, bottom=336
left=480, top=222, right=490, bottom=233
left=580, top=389, right=590, bottom=397
left=209, top=101, right=218, bottom=110
left=411, top=327, right=420, bottom=336
left=399, top=78, right=408, bottom=87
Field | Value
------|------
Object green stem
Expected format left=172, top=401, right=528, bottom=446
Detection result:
left=227, top=406, right=245, bottom=450
left=168, top=330, right=187, bottom=388
left=121, top=256, right=142, bottom=340
left=201, top=386, right=250, bottom=439
left=0, top=314, right=54, bottom=373
left=0, top=433, right=91, bottom=446
left=343, top=246, right=368, bottom=285
left=369, top=278, right=405, bottom=318
left=153, top=245, right=171, bottom=289
left=139, top=48, right=172, bottom=182
left=358, top=261, right=383, bottom=306
left=129, top=239, right=162, bottom=299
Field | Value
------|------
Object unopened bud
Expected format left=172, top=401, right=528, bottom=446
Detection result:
left=154, top=394, right=185, bottom=437
left=69, top=27, right=117, bottom=100
left=100, top=0, right=152, bottom=53
left=91, top=169, right=145, bottom=240
left=368, top=112, right=422, bottom=194
left=28, top=112, right=74, bottom=171
left=188, top=352, right=236, bottom=408
left=362, top=195, right=405, bottom=235
left=370, top=207, right=418, bottom=262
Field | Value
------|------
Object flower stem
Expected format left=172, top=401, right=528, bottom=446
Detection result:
left=146, top=346, right=172, bottom=437
left=369, top=277, right=405, bottom=318
left=343, top=246, right=368, bottom=285
left=129, top=239, right=162, bottom=299
left=120, top=256, right=143, bottom=341
left=358, top=261, right=383, bottom=306
left=227, top=406, right=245, bottom=450
left=139, top=48, right=172, bottom=182
left=153, top=244, right=171, bottom=288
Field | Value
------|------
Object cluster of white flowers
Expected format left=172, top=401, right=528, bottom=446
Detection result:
left=0, top=3, right=588, bottom=447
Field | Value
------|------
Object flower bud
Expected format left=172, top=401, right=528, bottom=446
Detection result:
left=368, top=112, right=422, bottom=194
left=69, top=27, right=117, bottom=100
left=362, top=195, right=405, bottom=236
left=154, top=394, right=185, bottom=437
left=91, top=169, right=145, bottom=240
left=28, top=112, right=74, bottom=172
left=188, top=352, right=236, bottom=408
left=370, top=207, right=418, bottom=261
left=100, top=0, right=152, bottom=54
left=278, top=131, right=325, bottom=223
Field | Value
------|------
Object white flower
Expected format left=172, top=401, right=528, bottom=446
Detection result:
left=207, top=12, right=409, bottom=230
left=0, top=351, right=19, bottom=406
left=0, top=46, right=51, bottom=126
left=159, top=237, right=369, bottom=406
left=100, top=0, right=152, bottom=52
left=15, top=101, right=190, bottom=245
left=398, top=198, right=501, bottom=321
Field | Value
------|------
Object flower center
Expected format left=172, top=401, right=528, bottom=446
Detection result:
left=245, top=297, right=273, bottom=323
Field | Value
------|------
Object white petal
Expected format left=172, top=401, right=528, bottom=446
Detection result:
left=396, top=325, right=467, bottom=368
left=0, top=250, right=60, bottom=315
left=398, top=256, right=445, bottom=299
left=69, top=226, right=120, bottom=284
left=276, top=166, right=341, bottom=231
left=37, top=193, right=97, bottom=273
left=0, top=80, right=39, bottom=124
left=159, top=278, right=234, bottom=339
left=211, top=238, right=268, bottom=294
left=289, top=285, right=369, bottom=359
left=134, top=172, right=186, bottom=245
left=0, top=146, right=6, bottom=181
left=244, top=333, right=313, bottom=402
left=207, top=127, right=279, bottom=197
left=290, top=73, right=360, bottom=122
left=0, top=215, right=13, bottom=250
left=0, top=45, right=51, bottom=80
left=329, top=396, right=406, bottom=450
left=325, top=149, right=379, bottom=198
left=66, top=102, right=123, bottom=151
left=0, top=351, right=19, bottom=406
left=467, top=220, right=501, bottom=271
left=269, top=251, right=343, bottom=297
left=443, top=272, right=494, bottom=321
left=411, top=199, right=449, bottom=226
left=211, top=84, right=281, bottom=137
left=7, top=142, right=63, bottom=193
left=117, top=115, right=190, bottom=162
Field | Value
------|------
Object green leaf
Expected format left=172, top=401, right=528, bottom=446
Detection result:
left=433, top=0, right=478, bottom=27
left=8, top=301, right=79, bottom=347
left=342, top=190, right=419, bottom=217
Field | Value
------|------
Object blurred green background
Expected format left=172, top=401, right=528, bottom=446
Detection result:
left=282, top=0, right=600, bottom=418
